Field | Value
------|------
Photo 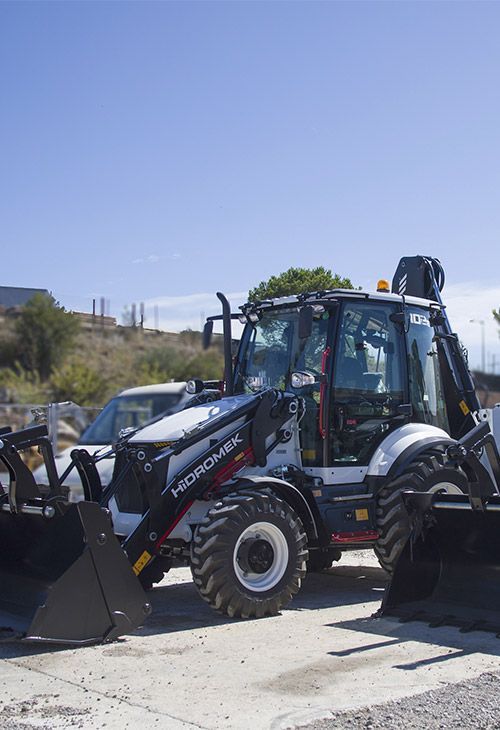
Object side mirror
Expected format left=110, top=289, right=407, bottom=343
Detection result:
left=430, top=307, right=445, bottom=326
left=291, top=371, right=317, bottom=389
left=202, top=320, right=214, bottom=350
left=186, top=378, right=204, bottom=395
left=298, top=305, right=313, bottom=339
left=389, top=311, right=408, bottom=330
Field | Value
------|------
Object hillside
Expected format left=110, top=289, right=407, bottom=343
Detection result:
left=0, top=321, right=224, bottom=407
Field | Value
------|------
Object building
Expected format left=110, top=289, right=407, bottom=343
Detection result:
left=0, top=286, right=50, bottom=314
left=73, top=311, right=117, bottom=330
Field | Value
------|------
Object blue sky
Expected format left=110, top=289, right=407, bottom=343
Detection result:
left=1, top=1, right=499, bottom=370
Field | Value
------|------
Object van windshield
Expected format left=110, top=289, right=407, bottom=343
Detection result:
left=80, top=393, right=182, bottom=445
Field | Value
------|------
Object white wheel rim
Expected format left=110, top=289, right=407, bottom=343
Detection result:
left=427, top=482, right=463, bottom=495
left=233, top=521, right=289, bottom=592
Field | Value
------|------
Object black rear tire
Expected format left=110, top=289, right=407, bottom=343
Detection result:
left=307, top=548, right=341, bottom=572
left=374, top=450, right=468, bottom=573
left=190, top=490, right=308, bottom=618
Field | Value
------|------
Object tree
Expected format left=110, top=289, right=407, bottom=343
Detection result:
left=15, top=293, right=79, bottom=380
left=248, top=266, right=354, bottom=301
left=494, top=309, right=500, bottom=329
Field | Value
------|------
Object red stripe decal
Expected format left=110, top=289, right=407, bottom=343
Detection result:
left=319, top=347, right=331, bottom=439
left=331, top=530, right=379, bottom=543
left=210, top=447, right=254, bottom=491
left=157, top=447, right=255, bottom=548
left=156, top=500, right=194, bottom=548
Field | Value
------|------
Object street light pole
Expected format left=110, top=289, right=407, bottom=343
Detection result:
left=470, top=319, right=486, bottom=373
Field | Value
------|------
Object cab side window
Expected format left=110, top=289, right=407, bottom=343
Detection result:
left=407, top=308, right=449, bottom=432
left=334, top=304, right=404, bottom=397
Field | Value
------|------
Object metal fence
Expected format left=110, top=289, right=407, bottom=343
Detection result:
left=0, top=402, right=101, bottom=472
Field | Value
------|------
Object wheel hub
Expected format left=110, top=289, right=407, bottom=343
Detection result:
left=237, top=537, right=275, bottom=574
left=232, top=521, right=290, bottom=592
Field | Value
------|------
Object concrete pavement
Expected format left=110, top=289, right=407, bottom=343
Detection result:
left=1, top=552, right=499, bottom=729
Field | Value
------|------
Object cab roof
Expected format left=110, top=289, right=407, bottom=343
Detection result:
left=242, top=288, right=442, bottom=314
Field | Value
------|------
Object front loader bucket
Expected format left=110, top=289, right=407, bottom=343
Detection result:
left=381, top=492, right=500, bottom=633
left=0, top=501, right=151, bottom=644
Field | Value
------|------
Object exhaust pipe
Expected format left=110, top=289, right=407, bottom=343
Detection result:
left=217, top=292, right=234, bottom=396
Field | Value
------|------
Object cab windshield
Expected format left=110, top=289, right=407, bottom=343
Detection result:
left=235, top=309, right=330, bottom=394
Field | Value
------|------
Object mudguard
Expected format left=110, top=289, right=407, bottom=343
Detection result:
left=234, top=475, right=320, bottom=541
left=367, top=423, right=453, bottom=479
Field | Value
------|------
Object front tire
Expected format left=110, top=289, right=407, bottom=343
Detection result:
left=190, top=490, right=308, bottom=618
left=374, top=450, right=468, bottom=573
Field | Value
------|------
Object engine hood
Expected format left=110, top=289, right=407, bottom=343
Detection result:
left=127, top=394, right=256, bottom=444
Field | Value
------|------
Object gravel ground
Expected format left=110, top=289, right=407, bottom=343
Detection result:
left=0, top=694, right=90, bottom=730
left=3, top=673, right=500, bottom=729
left=301, top=671, right=500, bottom=730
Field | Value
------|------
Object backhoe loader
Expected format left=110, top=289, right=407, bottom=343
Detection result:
left=1, top=255, right=499, bottom=644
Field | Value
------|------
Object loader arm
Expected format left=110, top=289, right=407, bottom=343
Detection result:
left=0, top=425, right=63, bottom=509
left=120, top=389, right=302, bottom=576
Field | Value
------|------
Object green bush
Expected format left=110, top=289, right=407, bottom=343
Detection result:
left=0, top=313, right=225, bottom=407
left=50, top=359, right=109, bottom=406
left=0, top=366, right=48, bottom=404
left=134, top=346, right=186, bottom=383
left=184, top=350, right=224, bottom=381
left=0, top=327, right=20, bottom=369
left=135, top=346, right=224, bottom=384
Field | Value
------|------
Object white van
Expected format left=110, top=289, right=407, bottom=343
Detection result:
left=34, top=381, right=190, bottom=500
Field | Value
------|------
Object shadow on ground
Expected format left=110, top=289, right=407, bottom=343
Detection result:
left=139, top=563, right=388, bottom=636
left=325, top=612, right=500, bottom=667
left=0, top=563, right=387, bottom=659
left=7, top=561, right=496, bottom=667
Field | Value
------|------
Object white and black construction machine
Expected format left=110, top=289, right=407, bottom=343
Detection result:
left=1, top=255, right=499, bottom=644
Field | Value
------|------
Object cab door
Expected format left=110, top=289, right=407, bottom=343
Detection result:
left=329, top=300, right=406, bottom=466
left=290, top=308, right=334, bottom=467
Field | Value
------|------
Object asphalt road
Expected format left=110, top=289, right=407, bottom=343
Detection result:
left=1, top=552, right=499, bottom=729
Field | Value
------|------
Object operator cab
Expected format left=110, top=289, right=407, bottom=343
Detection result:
left=234, top=290, right=450, bottom=470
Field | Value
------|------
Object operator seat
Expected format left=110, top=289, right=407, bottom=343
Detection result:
left=337, top=356, right=365, bottom=390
